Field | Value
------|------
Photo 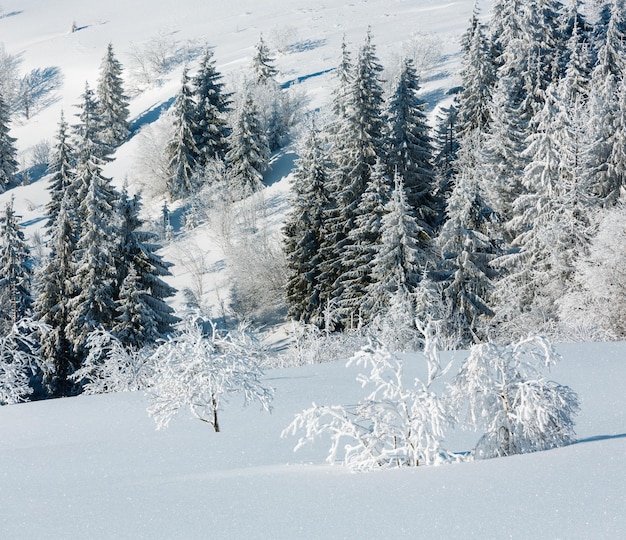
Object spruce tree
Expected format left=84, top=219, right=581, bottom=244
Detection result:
left=322, top=31, right=386, bottom=325
left=366, top=173, right=430, bottom=318
left=0, top=92, right=18, bottom=192
left=457, top=5, right=495, bottom=138
left=0, top=199, right=32, bottom=335
left=192, top=48, right=231, bottom=166
left=45, top=112, right=75, bottom=230
left=283, top=129, right=332, bottom=325
left=334, top=160, right=392, bottom=325
left=97, top=43, right=130, bottom=147
left=434, top=157, right=498, bottom=345
left=251, top=34, right=278, bottom=84
left=34, top=194, right=78, bottom=395
left=114, top=190, right=178, bottom=346
left=166, top=67, right=199, bottom=199
left=385, top=57, right=440, bottom=231
left=73, top=82, right=109, bottom=160
left=225, top=94, right=269, bottom=195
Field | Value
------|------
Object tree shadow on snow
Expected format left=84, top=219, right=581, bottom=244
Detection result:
left=576, top=433, right=626, bottom=445
left=129, top=97, right=175, bottom=136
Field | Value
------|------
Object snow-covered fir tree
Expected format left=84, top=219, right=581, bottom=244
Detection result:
left=251, top=34, right=278, bottom=85
left=0, top=92, right=18, bottom=192
left=334, top=160, right=391, bottom=326
left=96, top=43, right=130, bottom=148
left=225, top=93, right=269, bottom=195
left=34, top=194, right=78, bottom=395
left=432, top=148, right=498, bottom=345
left=166, top=67, right=200, bottom=199
left=321, top=30, right=386, bottom=326
left=114, top=190, right=178, bottom=347
left=45, top=112, right=75, bottom=230
left=385, top=57, right=440, bottom=231
left=284, top=128, right=333, bottom=325
left=73, top=82, right=109, bottom=160
left=366, top=173, right=430, bottom=319
left=492, top=84, right=593, bottom=337
left=0, top=199, right=32, bottom=335
left=456, top=4, right=495, bottom=139
left=192, top=48, right=231, bottom=166
left=66, top=131, right=120, bottom=360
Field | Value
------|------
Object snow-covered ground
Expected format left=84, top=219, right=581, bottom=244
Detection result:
left=1, top=0, right=625, bottom=538
left=1, top=341, right=625, bottom=539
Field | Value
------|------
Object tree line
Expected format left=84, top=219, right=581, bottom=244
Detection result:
left=284, top=0, right=626, bottom=346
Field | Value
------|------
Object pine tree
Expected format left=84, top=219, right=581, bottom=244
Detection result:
left=334, top=160, right=392, bottom=326
left=366, top=173, right=430, bottom=317
left=0, top=199, right=32, bottom=335
left=283, top=129, right=332, bottom=325
left=434, top=156, right=498, bottom=345
left=73, top=82, right=109, bottom=160
left=225, top=94, right=269, bottom=195
left=251, top=34, right=278, bottom=84
left=192, top=48, right=231, bottom=166
left=66, top=128, right=120, bottom=359
left=45, top=112, right=75, bottom=230
left=457, top=4, right=495, bottom=138
left=322, top=31, right=386, bottom=325
left=166, top=67, right=199, bottom=199
left=492, top=85, right=592, bottom=337
left=0, top=92, right=18, bottom=192
left=385, top=57, right=440, bottom=231
left=96, top=43, right=130, bottom=147
left=330, top=35, right=354, bottom=122
left=114, top=190, right=178, bottom=346
left=34, top=194, right=78, bottom=395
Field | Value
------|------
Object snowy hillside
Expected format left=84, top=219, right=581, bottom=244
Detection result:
left=1, top=341, right=625, bottom=539
left=2, top=0, right=626, bottom=538
left=0, top=0, right=472, bottom=318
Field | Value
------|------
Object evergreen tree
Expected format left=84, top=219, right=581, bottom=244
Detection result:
left=434, top=157, right=498, bottom=345
left=330, top=35, right=354, bottom=122
left=0, top=92, right=18, bottom=192
left=492, top=85, right=592, bottom=337
left=283, top=129, right=332, bottom=325
left=322, top=30, right=386, bottom=325
left=0, top=199, right=32, bottom=335
left=457, top=4, right=495, bottom=138
left=335, top=160, right=392, bottom=325
left=225, top=94, right=269, bottom=195
left=45, top=112, right=75, bottom=230
left=192, top=48, right=231, bottom=166
left=34, top=194, right=78, bottom=395
left=166, top=67, right=199, bottom=199
left=251, top=34, right=278, bottom=84
left=385, top=57, right=440, bottom=231
left=66, top=139, right=120, bottom=359
left=73, top=82, right=109, bottom=160
left=96, top=43, right=130, bottom=147
left=114, top=190, right=178, bottom=346
left=366, top=174, right=430, bottom=317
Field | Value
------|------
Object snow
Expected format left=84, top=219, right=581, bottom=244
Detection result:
left=1, top=0, right=625, bottom=537
left=1, top=342, right=625, bottom=538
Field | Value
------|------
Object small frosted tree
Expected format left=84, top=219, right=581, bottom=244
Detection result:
left=147, top=318, right=273, bottom=432
left=71, top=329, right=153, bottom=394
left=283, top=336, right=452, bottom=471
left=450, top=336, right=580, bottom=459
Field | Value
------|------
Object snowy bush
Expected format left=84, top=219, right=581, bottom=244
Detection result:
left=70, top=330, right=154, bottom=394
left=147, top=317, right=273, bottom=432
left=0, top=319, right=50, bottom=405
left=274, top=322, right=368, bottom=368
left=283, top=338, right=452, bottom=471
left=449, top=336, right=580, bottom=459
